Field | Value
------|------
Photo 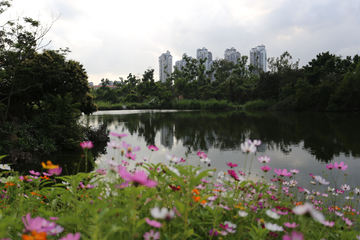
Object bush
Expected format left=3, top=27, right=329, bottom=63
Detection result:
left=243, top=99, right=275, bottom=110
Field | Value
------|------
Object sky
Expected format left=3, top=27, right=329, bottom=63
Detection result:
left=2, top=0, right=360, bottom=84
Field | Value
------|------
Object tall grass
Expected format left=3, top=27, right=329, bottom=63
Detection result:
left=242, top=99, right=275, bottom=110
left=96, top=99, right=240, bottom=111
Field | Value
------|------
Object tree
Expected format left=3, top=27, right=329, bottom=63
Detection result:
left=327, top=62, right=360, bottom=111
left=3, top=49, right=97, bottom=118
left=0, top=1, right=59, bottom=121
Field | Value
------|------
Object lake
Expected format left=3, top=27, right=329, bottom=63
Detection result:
left=84, top=110, right=360, bottom=190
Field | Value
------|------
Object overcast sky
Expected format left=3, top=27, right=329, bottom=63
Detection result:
left=2, top=0, right=360, bottom=84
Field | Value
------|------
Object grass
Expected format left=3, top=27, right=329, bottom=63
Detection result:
left=242, top=99, right=276, bottom=110
left=96, top=99, right=240, bottom=111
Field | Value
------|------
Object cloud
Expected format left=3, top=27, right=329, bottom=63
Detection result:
left=1, top=0, right=360, bottom=83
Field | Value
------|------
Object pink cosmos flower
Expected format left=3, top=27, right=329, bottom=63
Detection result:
left=124, top=152, right=137, bottom=160
left=48, top=167, right=62, bottom=176
left=219, top=221, right=236, bottom=233
left=290, top=169, right=299, bottom=174
left=322, top=221, right=335, bottom=227
left=197, top=151, right=207, bottom=158
left=228, top=170, right=240, bottom=181
left=248, top=139, right=261, bottom=146
left=148, top=145, right=159, bottom=151
left=272, top=208, right=288, bottom=215
left=283, top=231, right=304, bottom=240
left=258, top=156, right=270, bottom=163
left=334, top=161, right=348, bottom=170
left=226, top=162, right=238, bottom=168
left=59, top=233, right=81, bottom=240
left=209, top=229, right=219, bottom=236
left=274, top=169, right=292, bottom=177
left=143, top=230, right=160, bottom=240
left=29, top=170, right=41, bottom=176
left=22, top=213, right=58, bottom=233
left=121, top=141, right=140, bottom=152
left=80, top=141, right=93, bottom=149
left=110, top=132, right=128, bottom=138
left=284, top=222, right=299, bottom=228
left=326, top=163, right=334, bottom=170
left=96, top=168, right=107, bottom=175
left=118, top=169, right=157, bottom=188
left=238, top=170, right=246, bottom=176
left=261, top=166, right=271, bottom=172
left=107, top=141, right=121, bottom=149
left=145, top=218, right=162, bottom=228
left=19, top=176, right=33, bottom=182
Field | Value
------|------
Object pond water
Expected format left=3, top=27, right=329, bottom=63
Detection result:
left=83, top=110, right=360, bottom=190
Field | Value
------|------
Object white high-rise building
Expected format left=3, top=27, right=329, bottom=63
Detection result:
left=175, top=53, right=192, bottom=70
left=159, top=50, right=173, bottom=82
left=224, top=47, right=241, bottom=64
left=196, top=47, right=213, bottom=71
left=249, top=44, right=267, bottom=72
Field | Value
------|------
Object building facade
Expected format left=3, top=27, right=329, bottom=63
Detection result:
left=249, top=44, right=267, bottom=72
left=196, top=47, right=213, bottom=71
left=224, top=47, right=241, bottom=64
left=159, top=50, right=173, bottom=82
left=175, top=53, right=192, bottom=70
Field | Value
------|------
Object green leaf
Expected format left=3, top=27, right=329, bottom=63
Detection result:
left=183, top=228, right=194, bottom=239
left=136, top=218, right=145, bottom=229
left=175, top=200, right=185, bottom=215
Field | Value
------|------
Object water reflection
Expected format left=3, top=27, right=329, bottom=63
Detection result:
left=86, top=110, right=360, bottom=163
left=85, top=110, right=360, bottom=190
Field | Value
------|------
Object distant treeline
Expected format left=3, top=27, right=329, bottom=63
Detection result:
left=93, top=51, right=360, bottom=111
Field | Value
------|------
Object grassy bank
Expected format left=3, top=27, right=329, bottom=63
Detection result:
left=96, top=99, right=241, bottom=111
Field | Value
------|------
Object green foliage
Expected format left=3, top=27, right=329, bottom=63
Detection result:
left=243, top=99, right=275, bottom=110
left=327, top=62, right=360, bottom=111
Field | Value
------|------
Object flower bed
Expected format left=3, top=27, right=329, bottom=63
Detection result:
left=0, top=136, right=359, bottom=240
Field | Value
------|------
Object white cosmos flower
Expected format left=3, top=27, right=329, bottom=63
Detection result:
left=238, top=211, right=248, bottom=217
left=240, top=142, right=256, bottom=153
left=0, top=164, right=11, bottom=170
left=266, top=209, right=280, bottom=219
left=314, top=176, right=330, bottom=185
left=150, top=207, right=175, bottom=220
left=218, top=171, right=225, bottom=179
left=264, top=223, right=284, bottom=231
left=168, top=166, right=180, bottom=176
left=292, top=202, right=325, bottom=223
left=341, top=184, right=350, bottom=191
left=200, top=158, right=211, bottom=163
left=166, top=153, right=181, bottom=163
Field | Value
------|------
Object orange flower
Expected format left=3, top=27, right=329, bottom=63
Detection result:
left=41, top=161, right=59, bottom=169
left=192, top=189, right=200, bottom=195
left=40, top=176, right=50, bottom=180
left=234, top=203, right=245, bottom=210
left=5, top=182, right=15, bottom=188
left=294, top=201, right=303, bottom=206
left=31, top=192, right=42, bottom=197
left=192, top=196, right=201, bottom=202
left=22, top=230, right=47, bottom=240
